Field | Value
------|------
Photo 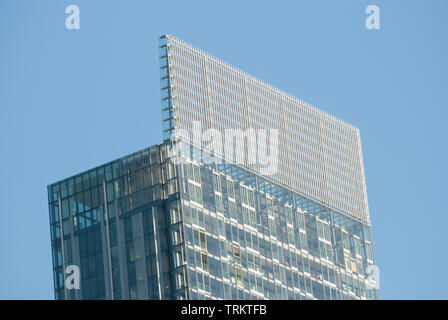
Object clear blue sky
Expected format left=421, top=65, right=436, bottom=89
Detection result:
left=1, top=0, right=447, bottom=299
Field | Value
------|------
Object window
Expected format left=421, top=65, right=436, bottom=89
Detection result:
left=242, top=207, right=256, bottom=227
left=188, top=182, right=196, bottom=202
left=193, top=165, right=201, bottom=183
left=229, top=201, right=236, bottom=219
left=250, top=273, right=256, bottom=291
left=319, top=240, right=333, bottom=261
left=247, top=252, right=254, bottom=269
left=240, top=185, right=255, bottom=208
left=299, top=232, right=308, bottom=251
left=248, top=189, right=255, bottom=208
left=267, top=198, right=274, bottom=215
left=272, top=243, right=278, bottom=260
left=256, top=276, right=262, bottom=293
left=191, top=207, right=198, bottom=225
left=342, top=231, right=350, bottom=250
left=226, top=180, right=235, bottom=199
left=245, top=231, right=252, bottom=249
left=213, top=174, right=222, bottom=193
left=241, top=186, right=247, bottom=204
left=344, top=252, right=351, bottom=271
left=233, top=244, right=241, bottom=264
left=365, top=242, right=374, bottom=261
left=197, top=209, right=204, bottom=228
left=296, top=210, right=306, bottom=230
left=186, top=162, right=201, bottom=183
left=268, top=217, right=276, bottom=236
left=287, top=226, right=294, bottom=244
left=174, top=251, right=183, bottom=267
left=357, top=258, right=364, bottom=276
left=352, top=236, right=361, bottom=256
left=249, top=210, right=257, bottom=227
left=176, top=271, right=185, bottom=289
left=325, top=242, right=333, bottom=261
left=351, top=258, right=358, bottom=273
left=195, top=186, right=202, bottom=204
left=186, top=163, right=193, bottom=181
left=170, top=208, right=180, bottom=224
left=217, top=218, right=225, bottom=237
left=248, top=254, right=261, bottom=272
left=215, top=194, right=224, bottom=213
left=235, top=266, right=243, bottom=286
left=199, top=230, right=206, bottom=249
left=189, top=183, right=202, bottom=204
left=317, top=220, right=331, bottom=242
left=172, top=229, right=182, bottom=245
left=201, top=252, right=209, bottom=271
left=286, top=206, right=293, bottom=224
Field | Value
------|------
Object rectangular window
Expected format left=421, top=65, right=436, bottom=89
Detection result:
left=233, top=244, right=241, bottom=264
left=357, top=258, right=364, bottom=276
left=287, top=226, right=294, bottom=244
left=189, top=184, right=203, bottom=204
left=351, top=258, right=358, bottom=273
left=342, top=231, right=350, bottom=250
left=195, top=185, right=202, bottom=204
left=226, top=180, right=235, bottom=199
left=352, top=236, right=361, bottom=256
left=186, top=162, right=201, bottom=183
left=229, top=201, right=236, bottom=219
left=248, top=189, right=255, bottom=208
left=241, top=187, right=248, bottom=205
left=271, top=243, right=278, bottom=260
left=189, top=182, right=196, bottom=202
left=268, top=217, right=276, bottom=236
left=325, top=242, right=333, bottom=261
left=299, top=232, right=308, bottom=251
left=247, top=252, right=254, bottom=270
left=249, top=210, right=257, bottom=227
left=217, top=218, right=225, bottom=237
left=193, top=165, right=201, bottom=183
left=296, top=210, right=306, bottom=230
left=242, top=207, right=250, bottom=226
left=365, top=242, right=374, bottom=261
left=199, top=230, right=207, bottom=249
left=186, top=163, right=193, bottom=181
left=201, top=252, right=209, bottom=271
left=213, top=174, right=222, bottom=193
left=267, top=198, right=274, bottom=215
left=240, top=185, right=255, bottom=208
left=317, top=220, right=331, bottom=242
left=191, top=207, right=198, bottom=225
left=286, top=206, right=293, bottom=224
left=215, top=194, right=224, bottom=213
left=235, top=266, right=243, bottom=286
left=344, top=252, right=351, bottom=271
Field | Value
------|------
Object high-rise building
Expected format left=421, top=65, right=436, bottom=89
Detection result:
left=48, top=35, right=378, bottom=300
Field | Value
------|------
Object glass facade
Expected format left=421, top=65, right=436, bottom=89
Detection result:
left=175, top=141, right=378, bottom=300
left=159, top=35, right=370, bottom=223
left=48, top=144, right=182, bottom=300
left=48, top=35, right=378, bottom=300
left=48, top=141, right=378, bottom=300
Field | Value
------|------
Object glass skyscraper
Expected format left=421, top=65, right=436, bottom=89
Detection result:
left=48, top=35, right=378, bottom=300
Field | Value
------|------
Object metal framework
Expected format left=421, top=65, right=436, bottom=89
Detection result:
left=159, top=35, right=370, bottom=224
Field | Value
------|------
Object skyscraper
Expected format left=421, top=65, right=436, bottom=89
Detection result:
left=48, top=35, right=378, bottom=300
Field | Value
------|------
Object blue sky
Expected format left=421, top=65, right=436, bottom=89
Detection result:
left=0, top=0, right=447, bottom=299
